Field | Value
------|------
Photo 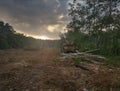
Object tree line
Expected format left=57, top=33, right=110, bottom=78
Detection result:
left=61, top=0, right=120, bottom=56
left=0, top=21, right=59, bottom=49
left=0, top=21, right=26, bottom=49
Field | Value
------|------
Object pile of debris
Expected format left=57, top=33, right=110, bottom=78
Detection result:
left=60, top=52, right=107, bottom=73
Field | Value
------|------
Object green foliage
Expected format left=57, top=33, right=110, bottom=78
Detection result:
left=74, top=57, right=82, bottom=63
left=106, top=56, right=120, bottom=67
left=0, top=39, right=10, bottom=49
left=0, top=21, right=60, bottom=50
left=60, top=0, right=120, bottom=56
left=0, top=21, right=22, bottom=49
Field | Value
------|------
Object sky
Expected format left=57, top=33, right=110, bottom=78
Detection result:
left=0, top=0, right=72, bottom=40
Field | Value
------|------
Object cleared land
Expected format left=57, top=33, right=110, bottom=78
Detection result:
left=0, top=48, right=120, bottom=91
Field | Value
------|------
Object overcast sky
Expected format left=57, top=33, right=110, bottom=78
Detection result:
left=0, top=0, right=72, bottom=39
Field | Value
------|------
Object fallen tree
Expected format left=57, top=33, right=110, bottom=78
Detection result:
left=61, top=52, right=106, bottom=62
left=60, top=52, right=107, bottom=73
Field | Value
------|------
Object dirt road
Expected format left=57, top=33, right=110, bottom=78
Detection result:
left=0, top=48, right=120, bottom=91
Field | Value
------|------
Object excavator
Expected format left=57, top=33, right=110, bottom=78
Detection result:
left=61, top=40, right=79, bottom=53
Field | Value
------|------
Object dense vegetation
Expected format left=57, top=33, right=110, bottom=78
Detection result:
left=61, top=0, right=120, bottom=56
left=0, top=21, right=25, bottom=49
left=0, top=21, right=59, bottom=49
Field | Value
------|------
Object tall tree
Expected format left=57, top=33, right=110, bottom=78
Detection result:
left=65, top=0, right=120, bottom=55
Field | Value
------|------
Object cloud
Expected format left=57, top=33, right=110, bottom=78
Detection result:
left=47, top=25, right=56, bottom=32
left=58, top=14, right=64, bottom=20
left=0, top=0, right=70, bottom=39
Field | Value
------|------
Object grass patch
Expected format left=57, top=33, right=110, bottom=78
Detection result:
left=74, top=57, right=82, bottom=63
left=52, top=58, right=59, bottom=62
left=106, top=56, right=120, bottom=67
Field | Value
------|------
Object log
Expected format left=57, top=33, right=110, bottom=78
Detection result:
left=61, top=52, right=106, bottom=61
left=84, top=49, right=100, bottom=53
left=82, top=53, right=106, bottom=61
left=75, top=62, right=99, bottom=73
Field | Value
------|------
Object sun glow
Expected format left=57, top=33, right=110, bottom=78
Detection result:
left=58, top=14, right=64, bottom=19
left=47, top=26, right=55, bottom=32
left=34, top=35, right=51, bottom=40
left=47, top=25, right=60, bottom=32
left=15, top=29, right=59, bottom=40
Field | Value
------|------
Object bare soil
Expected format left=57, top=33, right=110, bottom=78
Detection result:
left=0, top=48, right=120, bottom=91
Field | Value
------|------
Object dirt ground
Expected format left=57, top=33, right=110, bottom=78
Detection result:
left=0, top=48, right=120, bottom=91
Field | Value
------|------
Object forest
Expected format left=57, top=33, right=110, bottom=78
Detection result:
left=61, top=0, right=120, bottom=56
